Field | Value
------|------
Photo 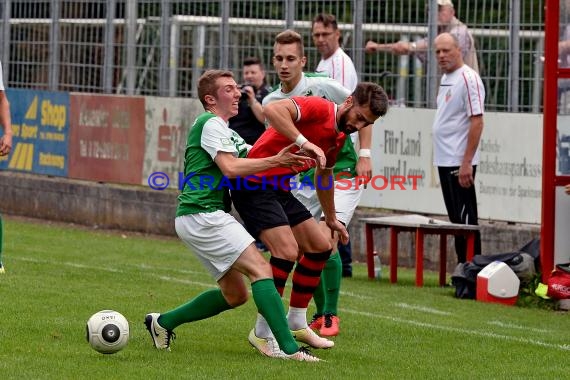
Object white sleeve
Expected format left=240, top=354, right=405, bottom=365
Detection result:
left=339, top=53, right=358, bottom=92
left=200, top=118, right=239, bottom=160
left=322, top=77, right=351, bottom=104
left=317, top=51, right=358, bottom=92
left=463, top=70, right=485, bottom=116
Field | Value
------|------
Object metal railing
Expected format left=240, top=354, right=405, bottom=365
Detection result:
left=0, top=0, right=547, bottom=112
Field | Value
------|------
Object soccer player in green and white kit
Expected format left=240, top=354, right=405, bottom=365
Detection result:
left=0, top=60, right=14, bottom=274
left=144, top=69, right=320, bottom=362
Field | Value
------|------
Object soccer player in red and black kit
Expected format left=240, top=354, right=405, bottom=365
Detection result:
left=231, top=82, right=388, bottom=356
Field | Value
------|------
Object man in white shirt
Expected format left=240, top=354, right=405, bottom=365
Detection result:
left=312, top=13, right=358, bottom=92
left=432, top=32, right=484, bottom=263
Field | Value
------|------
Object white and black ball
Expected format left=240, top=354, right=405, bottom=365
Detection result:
left=86, top=310, right=129, bottom=354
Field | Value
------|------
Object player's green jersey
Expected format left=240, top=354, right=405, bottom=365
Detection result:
left=263, top=73, right=359, bottom=184
left=176, top=112, right=248, bottom=216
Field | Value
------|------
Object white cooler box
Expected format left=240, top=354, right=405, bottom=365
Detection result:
left=476, top=261, right=520, bottom=306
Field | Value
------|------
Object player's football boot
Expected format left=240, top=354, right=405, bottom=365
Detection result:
left=308, top=314, right=323, bottom=331
left=248, top=329, right=321, bottom=362
left=284, top=347, right=322, bottom=362
left=319, top=313, right=340, bottom=337
left=291, top=327, right=334, bottom=349
left=248, top=329, right=287, bottom=358
left=144, top=313, right=175, bottom=350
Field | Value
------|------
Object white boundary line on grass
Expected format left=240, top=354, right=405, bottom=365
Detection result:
left=394, top=302, right=453, bottom=316
left=16, top=256, right=568, bottom=351
left=344, top=308, right=570, bottom=352
left=487, top=320, right=550, bottom=333
left=17, top=257, right=120, bottom=273
left=16, top=256, right=216, bottom=288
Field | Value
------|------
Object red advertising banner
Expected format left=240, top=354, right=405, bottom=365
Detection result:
left=68, top=94, right=145, bottom=185
left=142, top=96, right=200, bottom=188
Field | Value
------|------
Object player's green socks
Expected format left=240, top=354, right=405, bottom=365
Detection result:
left=251, top=278, right=298, bottom=355
left=323, top=252, right=342, bottom=315
left=312, top=262, right=328, bottom=316
left=158, top=288, right=232, bottom=330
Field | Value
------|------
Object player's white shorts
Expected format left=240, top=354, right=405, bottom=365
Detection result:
left=175, top=210, right=255, bottom=281
left=293, top=177, right=363, bottom=225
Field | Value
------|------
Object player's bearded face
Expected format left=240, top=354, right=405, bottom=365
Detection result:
left=337, top=104, right=356, bottom=134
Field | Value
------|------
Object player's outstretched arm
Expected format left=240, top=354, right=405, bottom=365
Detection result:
left=214, top=144, right=310, bottom=178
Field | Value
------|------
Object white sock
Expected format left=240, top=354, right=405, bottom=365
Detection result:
left=286, top=307, right=308, bottom=330
left=254, top=313, right=273, bottom=339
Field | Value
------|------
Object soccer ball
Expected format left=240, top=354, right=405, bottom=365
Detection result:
left=86, top=310, right=129, bottom=354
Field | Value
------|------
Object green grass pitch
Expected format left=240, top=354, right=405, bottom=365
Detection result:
left=1, top=215, right=569, bottom=379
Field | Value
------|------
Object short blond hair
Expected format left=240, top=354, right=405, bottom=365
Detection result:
left=274, top=29, right=304, bottom=57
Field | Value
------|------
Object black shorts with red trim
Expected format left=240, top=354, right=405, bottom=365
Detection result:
left=230, top=185, right=312, bottom=240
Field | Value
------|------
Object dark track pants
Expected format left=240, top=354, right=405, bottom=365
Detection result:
left=438, top=166, right=482, bottom=263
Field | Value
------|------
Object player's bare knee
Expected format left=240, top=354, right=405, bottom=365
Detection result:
left=224, top=289, right=249, bottom=307
left=317, top=241, right=333, bottom=253
left=270, top=248, right=298, bottom=261
left=262, top=239, right=298, bottom=261
left=246, top=260, right=273, bottom=282
left=302, top=235, right=332, bottom=253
